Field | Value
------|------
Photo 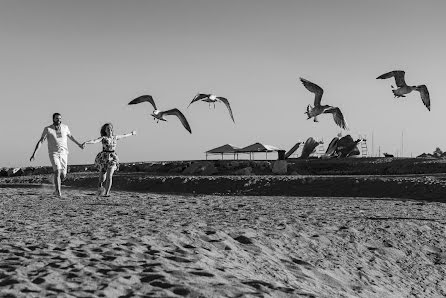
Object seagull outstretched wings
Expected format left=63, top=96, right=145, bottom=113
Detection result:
left=160, top=109, right=192, bottom=134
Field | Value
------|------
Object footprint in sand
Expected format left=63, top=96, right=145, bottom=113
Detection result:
left=232, top=235, right=253, bottom=245
left=188, top=271, right=214, bottom=277
left=172, top=287, right=191, bottom=296
left=140, top=273, right=165, bottom=283
left=150, top=280, right=174, bottom=289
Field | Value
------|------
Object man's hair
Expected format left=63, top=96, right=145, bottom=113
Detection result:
left=52, top=112, right=61, bottom=120
left=100, top=123, right=113, bottom=137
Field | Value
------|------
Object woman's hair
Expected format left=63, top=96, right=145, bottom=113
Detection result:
left=100, top=123, right=113, bottom=137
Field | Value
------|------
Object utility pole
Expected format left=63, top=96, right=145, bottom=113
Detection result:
left=401, top=130, right=404, bottom=157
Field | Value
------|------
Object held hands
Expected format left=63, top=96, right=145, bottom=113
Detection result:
left=131, top=131, right=137, bottom=136
left=80, top=142, right=86, bottom=149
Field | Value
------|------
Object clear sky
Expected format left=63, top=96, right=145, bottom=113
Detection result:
left=1, top=0, right=446, bottom=167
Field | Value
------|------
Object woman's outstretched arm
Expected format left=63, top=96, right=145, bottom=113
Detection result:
left=115, top=131, right=136, bottom=140
left=82, top=136, right=104, bottom=148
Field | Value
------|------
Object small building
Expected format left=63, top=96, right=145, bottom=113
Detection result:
left=205, top=144, right=240, bottom=160
left=237, top=142, right=282, bottom=160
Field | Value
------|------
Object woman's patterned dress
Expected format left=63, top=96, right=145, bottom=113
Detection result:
left=94, top=136, right=119, bottom=172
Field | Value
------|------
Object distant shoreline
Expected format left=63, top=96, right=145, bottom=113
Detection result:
left=2, top=156, right=446, bottom=177
left=2, top=170, right=446, bottom=201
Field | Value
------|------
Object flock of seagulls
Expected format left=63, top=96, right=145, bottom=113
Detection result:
left=299, top=70, right=431, bottom=131
left=128, top=70, right=431, bottom=134
left=128, top=93, right=235, bottom=134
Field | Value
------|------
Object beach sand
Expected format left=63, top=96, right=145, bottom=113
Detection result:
left=1, top=186, right=446, bottom=297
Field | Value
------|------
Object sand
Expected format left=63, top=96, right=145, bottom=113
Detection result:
left=1, top=185, right=446, bottom=297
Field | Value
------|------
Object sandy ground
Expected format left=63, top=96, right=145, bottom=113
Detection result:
left=1, top=186, right=446, bottom=297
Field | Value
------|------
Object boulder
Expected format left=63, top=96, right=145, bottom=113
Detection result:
left=253, top=161, right=272, bottom=170
left=135, top=163, right=157, bottom=172
left=120, top=163, right=138, bottom=172
left=272, top=160, right=288, bottom=174
left=0, top=168, right=7, bottom=177
left=182, top=161, right=218, bottom=175
left=168, top=166, right=187, bottom=174
left=7, top=167, right=24, bottom=177
left=234, top=167, right=252, bottom=175
left=33, top=167, right=54, bottom=175
left=22, top=167, right=36, bottom=176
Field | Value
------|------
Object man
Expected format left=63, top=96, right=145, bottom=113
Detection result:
left=30, top=113, right=84, bottom=197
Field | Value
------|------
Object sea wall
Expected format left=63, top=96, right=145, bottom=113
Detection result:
left=2, top=157, right=446, bottom=178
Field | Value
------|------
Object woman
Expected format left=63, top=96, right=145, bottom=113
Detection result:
left=82, top=123, right=136, bottom=197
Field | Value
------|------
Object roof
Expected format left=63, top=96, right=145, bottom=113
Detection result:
left=237, top=142, right=282, bottom=153
left=206, top=144, right=240, bottom=154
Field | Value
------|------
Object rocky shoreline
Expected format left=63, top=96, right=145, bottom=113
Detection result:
left=3, top=157, right=446, bottom=178
left=2, top=158, right=446, bottom=200
left=2, top=172, right=446, bottom=201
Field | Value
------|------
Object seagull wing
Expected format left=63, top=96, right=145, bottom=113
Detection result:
left=300, top=137, right=319, bottom=159
left=128, top=95, right=157, bottom=110
left=188, top=93, right=210, bottom=108
left=376, top=70, right=407, bottom=87
left=160, top=108, right=192, bottom=133
left=299, top=77, right=324, bottom=106
left=416, top=85, right=431, bottom=111
left=325, top=137, right=339, bottom=156
left=217, top=97, right=235, bottom=123
left=324, top=107, right=348, bottom=130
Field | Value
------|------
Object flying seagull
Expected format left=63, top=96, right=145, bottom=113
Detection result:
left=128, top=95, right=192, bottom=134
left=376, top=70, right=430, bottom=111
left=299, top=77, right=348, bottom=130
left=300, top=137, right=324, bottom=159
left=188, top=93, right=235, bottom=123
left=334, top=135, right=364, bottom=158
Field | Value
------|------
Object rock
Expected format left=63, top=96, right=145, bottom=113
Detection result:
left=120, top=163, right=138, bottom=172
left=182, top=161, right=218, bottom=175
left=22, top=167, right=36, bottom=176
left=272, top=160, right=288, bottom=174
left=7, top=167, right=24, bottom=177
left=234, top=167, right=252, bottom=175
left=135, top=163, right=156, bottom=172
left=0, top=167, right=8, bottom=177
left=33, top=167, right=54, bottom=175
left=201, top=164, right=218, bottom=175
left=168, top=166, right=187, bottom=174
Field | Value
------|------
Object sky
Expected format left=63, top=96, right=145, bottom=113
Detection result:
left=1, top=0, right=446, bottom=167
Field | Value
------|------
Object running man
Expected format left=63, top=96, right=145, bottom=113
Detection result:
left=30, top=113, right=84, bottom=197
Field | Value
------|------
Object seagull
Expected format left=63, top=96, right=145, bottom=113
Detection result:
left=300, top=137, right=324, bottom=159
left=299, top=78, right=348, bottom=130
left=188, top=93, right=235, bottom=123
left=376, top=70, right=430, bottom=111
left=128, top=95, right=192, bottom=134
left=284, top=140, right=304, bottom=159
left=335, top=135, right=363, bottom=158
left=325, top=137, right=339, bottom=157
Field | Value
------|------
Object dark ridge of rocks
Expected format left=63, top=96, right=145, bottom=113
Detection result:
left=2, top=171, right=446, bottom=201
left=2, top=157, right=446, bottom=200
left=2, top=157, right=446, bottom=178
